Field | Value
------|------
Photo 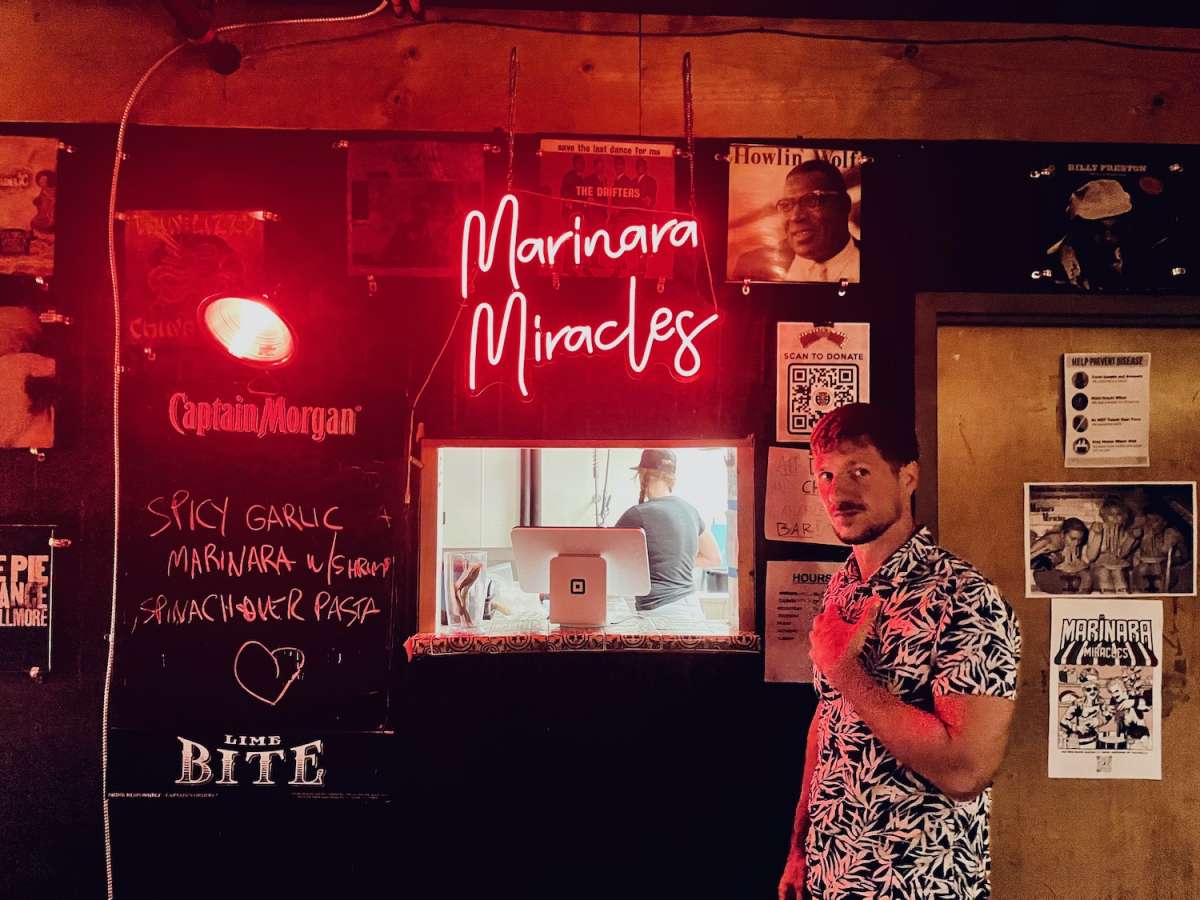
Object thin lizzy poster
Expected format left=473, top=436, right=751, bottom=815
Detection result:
left=120, top=210, right=265, bottom=347
left=727, top=144, right=863, bottom=284
left=1050, top=596, right=1162, bottom=780
left=1025, top=482, right=1196, bottom=598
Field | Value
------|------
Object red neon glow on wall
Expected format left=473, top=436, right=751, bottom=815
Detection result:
left=460, top=194, right=718, bottom=398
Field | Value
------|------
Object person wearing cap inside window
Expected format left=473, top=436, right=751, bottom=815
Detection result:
left=615, top=449, right=723, bottom=622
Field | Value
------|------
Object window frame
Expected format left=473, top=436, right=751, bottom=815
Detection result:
left=417, top=436, right=758, bottom=634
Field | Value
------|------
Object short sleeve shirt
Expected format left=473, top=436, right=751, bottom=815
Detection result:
left=806, top=527, right=1021, bottom=900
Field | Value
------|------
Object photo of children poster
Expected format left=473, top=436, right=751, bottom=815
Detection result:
left=1049, top=596, right=1162, bottom=779
left=535, top=137, right=677, bottom=279
left=0, top=136, right=58, bottom=278
left=347, top=140, right=483, bottom=277
left=776, top=322, right=870, bottom=442
left=1025, top=482, right=1196, bottom=598
left=727, top=144, right=863, bottom=284
left=121, top=210, right=266, bottom=347
left=1037, top=160, right=1191, bottom=293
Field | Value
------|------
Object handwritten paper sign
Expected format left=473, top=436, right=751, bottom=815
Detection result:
left=765, top=560, right=841, bottom=683
left=764, top=446, right=845, bottom=546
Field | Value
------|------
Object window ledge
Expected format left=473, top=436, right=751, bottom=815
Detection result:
left=404, top=626, right=760, bottom=660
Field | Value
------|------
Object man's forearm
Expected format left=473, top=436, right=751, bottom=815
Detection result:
left=832, top=662, right=982, bottom=800
left=790, top=716, right=820, bottom=851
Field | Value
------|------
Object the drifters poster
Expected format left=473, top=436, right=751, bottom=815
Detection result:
left=1037, top=160, right=1190, bottom=292
left=0, top=305, right=56, bottom=448
left=764, top=446, right=844, bottom=546
left=1026, top=482, right=1196, bottom=598
left=536, top=137, right=677, bottom=279
left=727, top=144, right=863, bottom=284
left=1050, top=596, right=1162, bottom=780
left=347, top=140, right=483, bottom=277
left=120, top=210, right=265, bottom=347
left=0, top=136, right=58, bottom=278
left=764, top=560, right=841, bottom=683
left=0, top=525, right=54, bottom=671
left=1063, top=352, right=1150, bottom=468
left=776, top=322, right=869, bottom=442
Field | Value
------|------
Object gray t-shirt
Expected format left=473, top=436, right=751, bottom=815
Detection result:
left=615, top=495, right=705, bottom=611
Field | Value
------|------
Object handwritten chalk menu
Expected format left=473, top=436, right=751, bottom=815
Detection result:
left=764, top=446, right=845, bottom=546
left=113, top=373, right=396, bottom=732
left=0, top=525, right=54, bottom=671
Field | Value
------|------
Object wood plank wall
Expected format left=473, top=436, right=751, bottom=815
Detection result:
left=4, top=2, right=1200, bottom=142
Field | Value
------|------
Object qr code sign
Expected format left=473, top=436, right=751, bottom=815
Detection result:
left=788, top=364, right=859, bottom=436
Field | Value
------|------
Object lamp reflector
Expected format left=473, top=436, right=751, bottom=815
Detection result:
left=199, top=294, right=295, bottom=367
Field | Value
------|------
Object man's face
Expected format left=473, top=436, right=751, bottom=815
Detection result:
left=778, top=170, right=850, bottom=262
left=1065, top=526, right=1085, bottom=547
left=573, top=156, right=586, bottom=174
left=814, top=440, right=915, bottom=545
left=613, top=158, right=625, bottom=175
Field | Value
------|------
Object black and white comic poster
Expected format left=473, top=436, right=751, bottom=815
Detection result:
left=1026, top=482, right=1196, bottom=598
left=1063, top=352, right=1150, bottom=468
left=0, top=136, right=58, bottom=278
left=727, top=144, right=863, bottom=284
left=1036, top=160, right=1190, bottom=292
left=776, top=322, right=869, bottom=442
left=0, top=525, right=54, bottom=671
left=347, top=140, right=484, bottom=277
left=1050, top=596, right=1162, bottom=779
left=535, top=137, right=677, bottom=279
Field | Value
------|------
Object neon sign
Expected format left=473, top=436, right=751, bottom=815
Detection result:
left=460, top=194, right=719, bottom=398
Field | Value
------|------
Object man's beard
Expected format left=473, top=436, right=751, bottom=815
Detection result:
left=831, top=501, right=903, bottom=545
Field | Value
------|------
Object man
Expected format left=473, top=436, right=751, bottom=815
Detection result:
left=634, top=157, right=658, bottom=210
left=734, top=160, right=859, bottom=283
left=559, top=154, right=588, bottom=226
left=779, top=403, right=1021, bottom=900
left=611, top=155, right=639, bottom=206
left=614, top=449, right=722, bottom=622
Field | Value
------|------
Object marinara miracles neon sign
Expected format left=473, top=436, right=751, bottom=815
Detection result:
left=460, top=194, right=719, bottom=398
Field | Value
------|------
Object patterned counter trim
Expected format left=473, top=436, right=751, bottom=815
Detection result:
left=404, top=630, right=761, bottom=660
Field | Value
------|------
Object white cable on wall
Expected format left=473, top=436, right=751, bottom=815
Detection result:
left=99, top=5, right=390, bottom=898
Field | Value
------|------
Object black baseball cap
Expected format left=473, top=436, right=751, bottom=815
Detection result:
left=631, top=448, right=677, bottom=473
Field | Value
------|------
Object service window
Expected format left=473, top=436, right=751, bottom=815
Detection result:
left=418, top=440, right=755, bottom=636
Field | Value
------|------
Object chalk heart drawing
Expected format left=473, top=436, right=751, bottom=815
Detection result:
left=233, top=641, right=305, bottom=706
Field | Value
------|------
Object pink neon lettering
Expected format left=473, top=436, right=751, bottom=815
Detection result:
left=459, top=195, right=714, bottom=397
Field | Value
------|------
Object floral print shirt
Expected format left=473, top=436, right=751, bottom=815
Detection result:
left=806, top=527, right=1021, bottom=899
